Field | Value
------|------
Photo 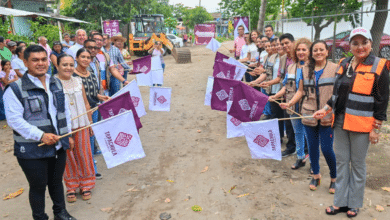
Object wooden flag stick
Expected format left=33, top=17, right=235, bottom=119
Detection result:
left=71, top=106, right=99, bottom=121
left=278, top=116, right=314, bottom=121
left=38, top=124, right=93, bottom=147
left=270, top=99, right=303, bottom=117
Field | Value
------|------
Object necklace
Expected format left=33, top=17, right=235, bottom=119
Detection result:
left=346, top=56, right=355, bottom=78
left=76, top=67, right=88, bottom=75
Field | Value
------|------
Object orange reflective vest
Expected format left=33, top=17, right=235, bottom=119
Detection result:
left=332, top=56, right=387, bottom=132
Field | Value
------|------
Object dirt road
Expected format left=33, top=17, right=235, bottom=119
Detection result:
left=1, top=43, right=390, bottom=220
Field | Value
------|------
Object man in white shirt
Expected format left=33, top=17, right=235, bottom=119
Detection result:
left=66, top=29, right=87, bottom=59
left=3, top=45, right=77, bottom=220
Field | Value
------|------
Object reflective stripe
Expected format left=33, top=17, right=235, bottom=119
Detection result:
left=58, top=112, right=66, bottom=120
left=286, top=74, right=295, bottom=79
left=303, top=79, right=314, bottom=85
left=348, top=93, right=374, bottom=103
left=29, top=119, right=52, bottom=127
left=59, top=127, right=69, bottom=134
left=345, top=108, right=373, bottom=117
left=13, top=135, right=40, bottom=143
left=370, top=57, right=381, bottom=72
left=318, top=77, right=336, bottom=85
left=332, top=95, right=336, bottom=102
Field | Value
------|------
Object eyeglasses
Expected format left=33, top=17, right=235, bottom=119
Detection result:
left=93, top=39, right=103, bottom=42
left=86, top=46, right=100, bottom=50
left=103, top=38, right=108, bottom=40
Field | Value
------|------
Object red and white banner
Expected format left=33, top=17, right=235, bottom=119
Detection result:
left=242, top=119, right=282, bottom=161
left=92, top=110, right=145, bottom=169
left=194, top=24, right=216, bottom=45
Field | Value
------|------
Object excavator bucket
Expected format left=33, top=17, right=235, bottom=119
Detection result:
left=171, top=48, right=191, bottom=64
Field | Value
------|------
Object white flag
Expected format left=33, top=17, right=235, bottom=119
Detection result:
left=152, top=69, right=164, bottom=85
left=91, top=110, right=146, bottom=169
left=206, top=38, right=221, bottom=53
left=224, top=58, right=246, bottom=81
left=136, top=71, right=153, bottom=86
left=111, top=80, right=146, bottom=117
left=149, top=87, right=172, bottom=111
left=204, top=76, right=214, bottom=106
left=227, top=101, right=244, bottom=138
left=151, top=55, right=162, bottom=71
left=242, top=119, right=282, bottom=161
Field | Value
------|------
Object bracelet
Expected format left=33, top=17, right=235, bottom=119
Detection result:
left=373, top=128, right=381, bottom=134
left=122, top=80, right=127, bottom=84
left=324, top=105, right=330, bottom=111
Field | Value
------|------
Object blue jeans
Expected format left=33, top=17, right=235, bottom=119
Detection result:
left=90, top=111, right=99, bottom=174
left=261, top=89, right=272, bottom=116
left=290, top=114, right=306, bottom=159
left=162, top=63, right=165, bottom=72
left=0, top=89, right=5, bottom=120
left=304, top=125, right=337, bottom=178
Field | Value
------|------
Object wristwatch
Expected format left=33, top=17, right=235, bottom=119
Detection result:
left=122, top=80, right=127, bottom=84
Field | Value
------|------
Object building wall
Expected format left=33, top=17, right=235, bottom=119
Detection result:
left=11, top=0, right=47, bottom=37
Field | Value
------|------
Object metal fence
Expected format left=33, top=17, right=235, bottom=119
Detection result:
left=265, top=9, right=390, bottom=61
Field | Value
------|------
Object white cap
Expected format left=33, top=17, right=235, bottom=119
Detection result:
left=349, top=27, right=372, bottom=42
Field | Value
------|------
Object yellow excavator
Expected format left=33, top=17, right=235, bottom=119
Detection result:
left=129, top=14, right=191, bottom=63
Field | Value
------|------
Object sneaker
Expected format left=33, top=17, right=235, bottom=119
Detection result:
left=94, top=150, right=102, bottom=155
left=96, top=173, right=103, bottom=180
left=282, top=150, right=296, bottom=157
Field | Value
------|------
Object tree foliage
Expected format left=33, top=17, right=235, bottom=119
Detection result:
left=165, top=17, right=178, bottom=31
left=219, top=0, right=283, bottom=31
left=288, top=0, right=362, bottom=40
left=182, top=7, right=213, bottom=29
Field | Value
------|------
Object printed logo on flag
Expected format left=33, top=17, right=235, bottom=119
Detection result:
left=216, top=72, right=225, bottom=78
left=253, top=135, right=269, bottom=147
left=131, top=96, right=140, bottom=107
left=108, top=109, right=115, bottom=117
left=135, top=64, right=149, bottom=73
left=118, top=108, right=127, bottom=114
left=216, top=89, right=229, bottom=101
left=230, top=117, right=242, bottom=126
left=157, top=95, right=167, bottom=104
left=104, top=131, right=117, bottom=156
left=239, top=99, right=251, bottom=111
left=249, top=101, right=259, bottom=119
left=228, top=87, right=234, bottom=101
left=114, top=132, right=133, bottom=147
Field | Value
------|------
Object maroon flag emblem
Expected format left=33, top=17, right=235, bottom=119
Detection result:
left=253, top=135, right=269, bottom=147
left=131, top=96, right=140, bottom=107
left=230, top=117, right=242, bottom=126
left=157, top=95, right=167, bottom=104
left=114, top=132, right=133, bottom=147
left=216, top=89, right=229, bottom=101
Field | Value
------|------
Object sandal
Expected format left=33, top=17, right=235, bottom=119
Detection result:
left=309, top=177, right=321, bottom=191
left=325, top=206, right=348, bottom=215
left=81, top=190, right=92, bottom=201
left=66, top=191, right=77, bottom=203
left=329, top=181, right=336, bottom=194
left=291, top=159, right=306, bottom=170
left=347, top=208, right=359, bottom=218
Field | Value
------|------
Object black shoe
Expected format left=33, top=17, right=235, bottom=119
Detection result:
left=291, top=159, right=306, bottom=170
left=96, top=173, right=103, bottom=180
left=282, top=150, right=295, bottom=157
left=54, top=210, right=77, bottom=220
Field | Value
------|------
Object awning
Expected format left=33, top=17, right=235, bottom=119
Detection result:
left=0, top=6, right=89, bottom=24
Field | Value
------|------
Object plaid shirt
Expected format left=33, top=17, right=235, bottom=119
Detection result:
left=102, top=45, right=131, bottom=70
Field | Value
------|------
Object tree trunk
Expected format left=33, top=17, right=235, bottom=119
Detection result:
left=257, top=0, right=267, bottom=33
left=371, top=0, right=388, bottom=56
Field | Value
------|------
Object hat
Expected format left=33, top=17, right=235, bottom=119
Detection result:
left=349, top=27, right=372, bottom=42
left=111, top=33, right=126, bottom=42
left=7, top=41, right=16, bottom=47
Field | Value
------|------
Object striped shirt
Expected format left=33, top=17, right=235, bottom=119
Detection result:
left=102, top=45, right=131, bottom=70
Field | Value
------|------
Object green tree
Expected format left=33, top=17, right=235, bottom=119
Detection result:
left=219, top=0, right=283, bottom=31
left=289, top=0, right=362, bottom=40
left=29, top=17, right=60, bottom=47
left=182, top=6, right=213, bottom=29
left=165, top=17, right=178, bottom=32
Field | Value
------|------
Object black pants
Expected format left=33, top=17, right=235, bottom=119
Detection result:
left=17, top=148, right=67, bottom=220
left=268, top=101, right=285, bottom=139
left=284, top=110, right=296, bottom=153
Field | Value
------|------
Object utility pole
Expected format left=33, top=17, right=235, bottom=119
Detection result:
left=257, top=0, right=267, bottom=33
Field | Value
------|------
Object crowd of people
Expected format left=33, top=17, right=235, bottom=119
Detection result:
left=232, top=25, right=389, bottom=218
left=0, top=29, right=142, bottom=220
left=0, top=23, right=389, bottom=220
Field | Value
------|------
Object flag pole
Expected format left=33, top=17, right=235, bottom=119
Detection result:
left=72, top=106, right=99, bottom=121
left=277, top=116, right=314, bottom=121
left=270, top=99, right=303, bottom=117
left=38, top=124, right=93, bottom=147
